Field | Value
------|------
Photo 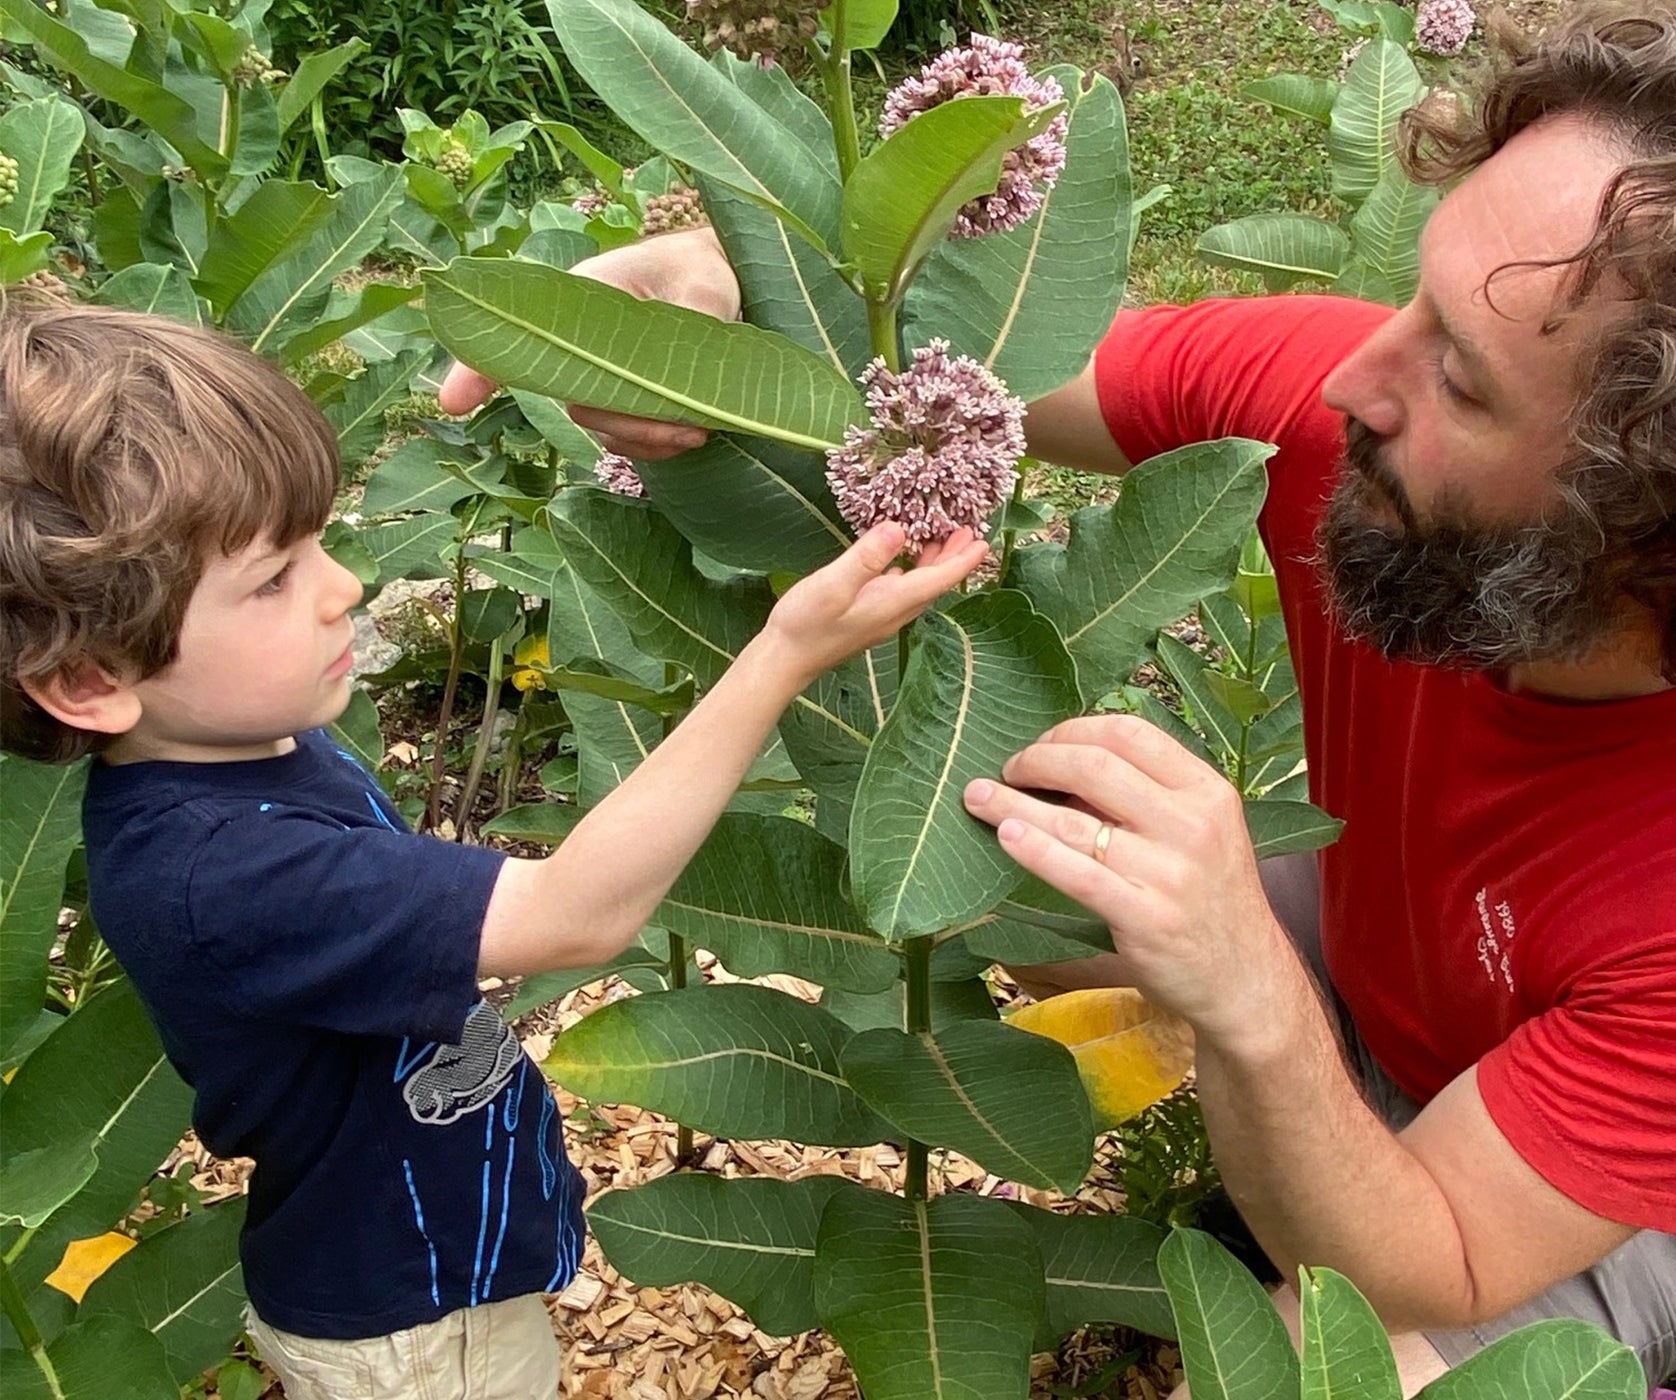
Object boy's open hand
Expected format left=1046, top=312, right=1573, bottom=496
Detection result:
left=764, top=524, right=990, bottom=686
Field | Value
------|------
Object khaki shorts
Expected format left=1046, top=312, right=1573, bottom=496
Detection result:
left=1261, top=852, right=1676, bottom=1388
left=245, top=1293, right=561, bottom=1400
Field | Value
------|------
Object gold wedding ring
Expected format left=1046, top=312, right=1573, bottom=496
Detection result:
left=1093, top=822, right=1116, bottom=867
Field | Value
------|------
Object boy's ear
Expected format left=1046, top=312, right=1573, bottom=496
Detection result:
left=21, top=659, right=143, bottom=737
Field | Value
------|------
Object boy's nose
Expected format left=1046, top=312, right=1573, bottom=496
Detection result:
left=326, top=554, right=365, bottom=615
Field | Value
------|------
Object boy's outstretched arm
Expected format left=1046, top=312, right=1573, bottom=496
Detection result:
left=476, top=523, right=989, bottom=977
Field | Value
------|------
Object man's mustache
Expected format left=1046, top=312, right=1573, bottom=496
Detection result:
left=1343, top=418, right=1420, bottom=533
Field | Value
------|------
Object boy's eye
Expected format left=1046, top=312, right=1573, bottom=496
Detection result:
left=256, top=561, right=294, bottom=597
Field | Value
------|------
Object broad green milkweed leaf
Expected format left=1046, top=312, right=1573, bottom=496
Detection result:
left=1330, top=40, right=1424, bottom=207
left=660, top=814, right=898, bottom=994
left=825, top=0, right=898, bottom=52
left=1007, top=988, right=1195, bottom=1131
left=636, top=435, right=850, bottom=576
left=546, top=0, right=840, bottom=249
left=90, top=263, right=205, bottom=324
left=79, top=1200, right=248, bottom=1386
left=0, top=1314, right=177, bottom=1400
left=1244, top=74, right=1338, bottom=126
left=424, top=260, right=863, bottom=452
left=1159, top=1228, right=1300, bottom=1400
left=1345, top=169, right=1438, bottom=306
left=841, top=1020, right=1094, bottom=1191
left=1015, top=439, right=1272, bottom=704
left=0, top=95, right=85, bottom=235
left=0, top=0, right=226, bottom=178
left=849, top=591, right=1082, bottom=940
left=0, top=981, right=193, bottom=1294
left=0, top=1136, right=99, bottom=1228
left=1415, top=1319, right=1644, bottom=1400
left=1006, top=1203, right=1174, bottom=1348
left=1244, top=799, right=1344, bottom=858
left=276, top=39, right=366, bottom=135
left=904, top=68, right=1131, bottom=403
left=815, top=1190, right=1043, bottom=1400
left=589, top=1174, right=851, bottom=1337
left=543, top=984, right=891, bottom=1146
left=1198, top=214, right=1350, bottom=290
left=192, top=181, right=334, bottom=316
left=228, top=167, right=407, bottom=356
left=1298, top=1266, right=1402, bottom=1400
left=0, top=755, right=87, bottom=1061
left=843, top=94, right=1062, bottom=305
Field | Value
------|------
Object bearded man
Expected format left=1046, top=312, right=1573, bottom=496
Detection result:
left=441, top=5, right=1676, bottom=1388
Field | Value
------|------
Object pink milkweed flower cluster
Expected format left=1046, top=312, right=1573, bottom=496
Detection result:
left=880, top=34, right=1070, bottom=238
left=825, top=339, right=1026, bottom=554
left=594, top=452, right=646, bottom=498
left=640, top=184, right=709, bottom=236
left=1415, top=0, right=1475, bottom=55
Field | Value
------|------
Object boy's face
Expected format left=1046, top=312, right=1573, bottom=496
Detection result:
left=109, top=532, right=365, bottom=763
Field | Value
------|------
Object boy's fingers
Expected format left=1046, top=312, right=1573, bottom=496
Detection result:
left=843, top=522, right=909, bottom=577
left=439, top=363, right=498, bottom=415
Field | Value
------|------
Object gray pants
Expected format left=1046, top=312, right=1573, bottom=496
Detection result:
left=1260, top=853, right=1676, bottom=1387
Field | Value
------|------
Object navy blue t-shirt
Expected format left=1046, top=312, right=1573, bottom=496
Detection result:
left=82, top=729, right=586, bottom=1339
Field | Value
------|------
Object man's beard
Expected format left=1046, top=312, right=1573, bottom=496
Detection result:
left=1317, top=418, right=1616, bottom=669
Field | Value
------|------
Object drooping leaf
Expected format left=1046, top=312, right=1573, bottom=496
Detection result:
left=425, top=261, right=863, bottom=452
left=1008, top=1203, right=1175, bottom=1347
left=0, top=981, right=193, bottom=1294
left=543, top=984, right=891, bottom=1146
left=1416, top=1318, right=1645, bottom=1400
left=850, top=591, right=1082, bottom=939
left=636, top=435, right=850, bottom=576
left=227, top=166, right=407, bottom=356
left=1158, top=1228, right=1300, bottom=1400
left=89, top=263, right=204, bottom=324
left=660, top=814, right=898, bottom=994
left=1007, top=988, right=1195, bottom=1131
left=1244, top=800, right=1344, bottom=859
left=815, top=1190, right=1044, bottom=1400
left=79, top=1200, right=248, bottom=1385
left=546, top=0, right=840, bottom=249
left=0, top=755, right=87, bottom=1061
left=192, top=181, right=333, bottom=315
left=843, top=94, right=1062, bottom=305
left=904, top=69, right=1130, bottom=402
left=275, top=38, right=367, bottom=135
left=1016, top=439, right=1271, bottom=703
left=1330, top=40, right=1424, bottom=207
left=0, top=95, right=85, bottom=235
left=842, top=1019, right=1093, bottom=1191
left=590, top=1174, right=850, bottom=1337
left=1298, top=1266, right=1402, bottom=1400
left=1198, top=214, right=1349, bottom=290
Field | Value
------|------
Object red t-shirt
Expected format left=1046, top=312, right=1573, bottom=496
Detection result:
left=1094, top=293, right=1676, bottom=1232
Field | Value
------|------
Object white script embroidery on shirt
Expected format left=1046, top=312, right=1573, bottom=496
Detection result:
left=1472, top=888, right=1517, bottom=994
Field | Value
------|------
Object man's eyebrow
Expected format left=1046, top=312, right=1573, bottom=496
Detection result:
left=1421, top=288, right=1500, bottom=398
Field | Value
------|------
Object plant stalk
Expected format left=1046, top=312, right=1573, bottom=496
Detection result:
left=662, top=661, right=695, bottom=1166
left=815, top=21, right=863, bottom=185
left=996, top=471, right=1029, bottom=584
left=867, top=298, right=901, bottom=371
left=0, top=1255, right=64, bottom=1400
left=903, top=934, right=933, bottom=1202
left=424, top=550, right=472, bottom=833
left=452, top=636, right=506, bottom=837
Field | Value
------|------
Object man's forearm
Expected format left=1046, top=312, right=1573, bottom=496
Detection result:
left=1194, top=956, right=1482, bottom=1330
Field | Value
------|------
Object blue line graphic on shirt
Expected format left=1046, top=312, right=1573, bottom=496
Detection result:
left=402, top=1158, right=442, bottom=1307
left=401, top=1000, right=522, bottom=1126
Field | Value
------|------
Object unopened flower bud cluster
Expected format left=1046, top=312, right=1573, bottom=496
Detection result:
left=1414, top=0, right=1475, bottom=55
left=233, top=45, right=285, bottom=86
left=640, top=184, right=709, bottom=236
left=434, top=141, right=475, bottom=191
left=686, top=0, right=823, bottom=65
left=0, top=153, right=17, bottom=210
left=826, top=340, right=1025, bottom=552
left=881, top=34, right=1069, bottom=237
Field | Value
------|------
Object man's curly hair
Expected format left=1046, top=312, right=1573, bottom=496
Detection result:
left=1400, top=4, right=1676, bottom=675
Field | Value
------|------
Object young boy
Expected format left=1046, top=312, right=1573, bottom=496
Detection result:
left=0, top=292, right=986, bottom=1398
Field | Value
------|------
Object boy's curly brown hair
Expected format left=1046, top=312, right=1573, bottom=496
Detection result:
left=1, top=292, right=340, bottom=763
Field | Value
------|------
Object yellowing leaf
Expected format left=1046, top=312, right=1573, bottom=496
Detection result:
left=1006, top=988, right=1194, bottom=1131
left=44, top=1231, right=137, bottom=1302
left=513, top=635, right=550, bottom=668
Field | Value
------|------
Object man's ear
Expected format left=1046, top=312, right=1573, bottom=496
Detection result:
left=21, top=659, right=143, bottom=737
